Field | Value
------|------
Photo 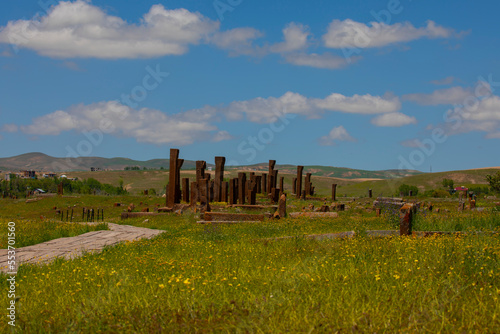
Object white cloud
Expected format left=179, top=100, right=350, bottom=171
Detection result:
left=0, top=1, right=219, bottom=59
left=404, top=82, right=492, bottom=105
left=319, top=126, right=356, bottom=146
left=16, top=90, right=415, bottom=144
left=313, top=93, right=401, bottom=114
left=430, top=76, right=456, bottom=85
left=284, top=52, right=359, bottom=69
left=370, top=112, right=417, bottom=127
left=210, top=27, right=263, bottom=56
left=323, top=19, right=454, bottom=49
left=1, top=124, right=19, bottom=133
left=19, top=101, right=223, bottom=145
left=269, top=23, right=309, bottom=53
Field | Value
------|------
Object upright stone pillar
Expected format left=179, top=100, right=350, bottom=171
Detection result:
left=176, top=159, right=184, bottom=202
left=400, top=203, right=415, bottom=236
left=182, top=178, right=189, bottom=203
left=332, top=184, right=337, bottom=201
left=199, top=178, right=210, bottom=212
left=368, top=189, right=372, bottom=198
left=229, top=179, right=236, bottom=205
left=238, top=173, right=246, bottom=205
left=221, top=181, right=228, bottom=203
left=279, top=177, right=284, bottom=193
left=190, top=181, right=197, bottom=206
left=168, top=149, right=180, bottom=207
left=214, top=157, right=225, bottom=202
left=196, top=161, right=206, bottom=183
left=305, top=173, right=311, bottom=196
left=255, top=175, right=262, bottom=193
left=278, top=193, right=286, bottom=218
left=296, top=166, right=304, bottom=199
left=261, top=173, right=267, bottom=194
left=268, top=160, right=276, bottom=194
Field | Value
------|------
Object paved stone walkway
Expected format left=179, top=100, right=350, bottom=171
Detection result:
left=0, top=223, right=164, bottom=273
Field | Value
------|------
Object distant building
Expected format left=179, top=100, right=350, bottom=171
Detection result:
left=43, top=173, right=57, bottom=178
left=90, top=167, right=102, bottom=172
left=21, top=170, right=36, bottom=179
left=455, top=186, right=468, bottom=192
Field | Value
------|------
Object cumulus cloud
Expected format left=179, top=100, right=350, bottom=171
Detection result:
left=19, top=101, right=223, bottom=145
left=323, top=19, right=454, bottom=49
left=370, top=112, right=417, bottom=127
left=314, top=93, right=401, bottom=114
left=16, top=90, right=415, bottom=144
left=443, top=95, right=500, bottom=138
left=284, top=52, right=359, bottom=69
left=404, top=82, right=492, bottom=105
left=210, top=27, right=263, bottom=56
left=319, top=126, right=356, bottom=146
left=0, top=1, right=219, bottom=58
left=269, top=23, right=310, bottom=53
left=1, top=124, right=19, bottom=133
left=430, top=76, right=456, bottom=85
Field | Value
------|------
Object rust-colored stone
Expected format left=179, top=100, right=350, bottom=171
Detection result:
left=400, top=203, right=415, bottom=236
left=268, top=160, right=276, bottom=193
left=238, top=173, right=246, bottom=205
left=332, top=184, right=337, bottom=201
left=221, top=181, right=228, bottom=203
left=296, top=166, right=303, bottom=199
left=278, top=194, right=286, bottom=218
left=168, top=148, right=180, bottom=207
left=261, top=173, right=267, bottom=194
left=214, top=156, right=225, bottom=202
left=182, top=178, right=190, bottom=203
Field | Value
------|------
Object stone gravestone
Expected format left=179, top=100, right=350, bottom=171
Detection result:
left=214, top=157, right=225, bottom=202
left=190, top=181, right=197, bottom=206
left=195, top=160, right=206, bottom=203
left=400, top=203, right=415, bottom=236
left=238, top=173, right=246, bottom=205
left=248, top=179, right=257, bottom=205
left=268, top=160, right=276, bottom=194
left=305, top=173, right=311, bottom=196
left=199, top=178, right=210, bottom=212
left=228, top=178, right=237, bottom=205
left=255, top=175, right=262, bottom=194
left=182, top=178, right=189, bottom=203
left=278, top=193, right=286, bottom=218
left=167, top=148, right=181, bottom=207
left=332, top=184, right=337, bottom=201
left=58, top=182, right=64, bottom=196
left=292, top=178, right=297, bottom=195
left=279, top=177, right=284, bottom=193
left=261, top=173, right=267, bottom=194
left=296, top=166, right=304, bottom=199
left=221, top=181, right=228, bottom=203
left=368, top=189, right=372, bottom=198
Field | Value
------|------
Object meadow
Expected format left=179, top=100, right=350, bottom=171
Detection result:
left=1, top=191, right=499, bottom=332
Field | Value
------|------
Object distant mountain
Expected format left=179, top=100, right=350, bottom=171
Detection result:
left=0, top=152, right=202, bottom=172
left=0, top=152, right=422, bottom=179
left=227, top=163, right=422, bottom=180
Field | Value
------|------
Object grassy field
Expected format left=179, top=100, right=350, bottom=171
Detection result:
left=58, top=167, right=498, bottom=199
left=1, top=183, right=500, bottom=332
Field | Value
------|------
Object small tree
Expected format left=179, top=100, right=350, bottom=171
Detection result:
left=442, top=178, right=454, bottom=190
left=398, top=184, right=419, bottom=196
left=486, top=172, right=500, bottom=193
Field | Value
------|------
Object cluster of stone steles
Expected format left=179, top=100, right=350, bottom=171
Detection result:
left=165, top=149, right=321, bottom=212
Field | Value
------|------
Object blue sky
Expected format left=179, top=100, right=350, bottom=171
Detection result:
left=0, top=0, right=499, bottom=172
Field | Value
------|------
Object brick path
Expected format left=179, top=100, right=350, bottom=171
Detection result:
left=0, top=223, right=163, bottom=273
